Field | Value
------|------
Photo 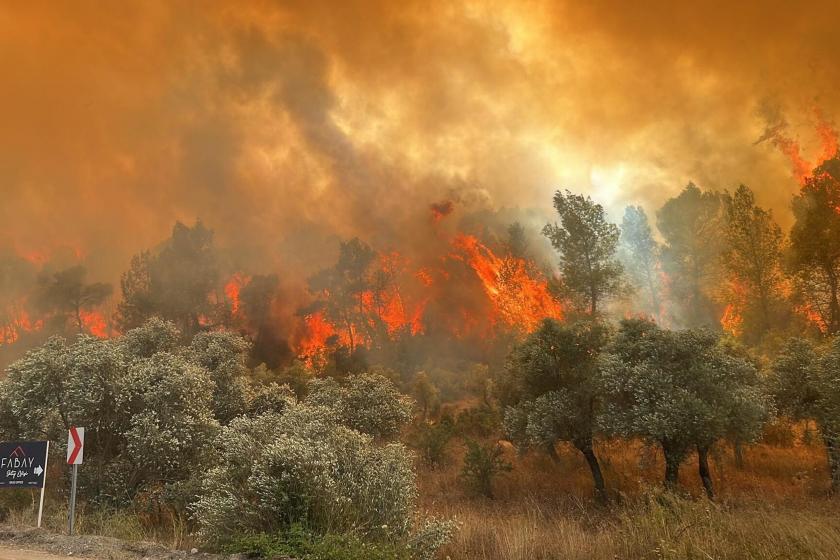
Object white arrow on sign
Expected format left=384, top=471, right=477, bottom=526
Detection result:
left=34, top=465, right=43, bottom=476
left=67, top=426, right=84, bottom=465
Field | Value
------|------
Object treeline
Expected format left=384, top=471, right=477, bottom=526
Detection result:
left=497, top=316, right=840, bottom=501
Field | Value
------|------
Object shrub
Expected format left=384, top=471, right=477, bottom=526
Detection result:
left=193, top=404, right=418, bottom=543
left=223, top=526, right=412, bottom=560
left=414, top=420, right=454, bottom=468
left=459, top=440, right=512, bottom=499
left=455, top=405, right=500, bottom=438
left=306, top=373, right=413, bottom=439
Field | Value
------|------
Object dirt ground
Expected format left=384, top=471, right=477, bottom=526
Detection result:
left=0, top=527, right=234, bottom=560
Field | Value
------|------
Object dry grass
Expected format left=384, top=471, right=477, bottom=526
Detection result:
left=421, top=437, right=839, bottom=559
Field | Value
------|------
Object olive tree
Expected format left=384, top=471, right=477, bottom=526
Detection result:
left=772, top=336, right=840, bottom=491
left=600, top=319, right=769, bottom=498
left=501, top=318, right=610, bottom=500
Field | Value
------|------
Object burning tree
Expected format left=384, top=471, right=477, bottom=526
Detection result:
left=543, top=190, right=624, bottom=317
left=720, top=185, right=786, bottom=342
left=117, top=221, right=220, bottom=337
left=34, top=265, right=112, bottom=336
left=789, top=157, right=840, bottom=334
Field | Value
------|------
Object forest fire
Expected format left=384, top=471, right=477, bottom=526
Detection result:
left=291, top=232, right=563, bottom=360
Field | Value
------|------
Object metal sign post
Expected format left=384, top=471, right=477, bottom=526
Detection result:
left=66, top=427, right=84, bottom=536
left=37, top=441, right=49, bottom=528
left=0, top=440, right=50, bottom=528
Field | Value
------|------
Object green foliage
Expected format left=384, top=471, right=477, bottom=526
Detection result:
left=502, top=319, right=608, bottom=448
left=412, top=371, right=440, bottom=420
left=413, top=420, right=454, bottom=468
left=459, top=440, right=512, bottom=499
left=223, top=526, right=412, bottom=560
left=186, top=330, right=252, bottom=423
left=601, top=318, right=770, bottom=490
left=772, top=334, right=840, bottom=488
left=305, top=373, right=414, bottom=439
left=192, top=405, right=429, bottom=546
left=543, top=190, right=624, bottom=315
left=455, top=405, right=500, bottom=438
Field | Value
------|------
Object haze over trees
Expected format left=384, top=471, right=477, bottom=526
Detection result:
left=657, top=184, right=725, bottom=328
left=543, top=190, right=624, bottom=316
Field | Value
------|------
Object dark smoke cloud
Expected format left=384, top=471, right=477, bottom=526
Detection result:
left=1, top=0, right=838, bottom=288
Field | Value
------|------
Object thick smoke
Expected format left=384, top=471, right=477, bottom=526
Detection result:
left=1, top=0, right=839, bottom=289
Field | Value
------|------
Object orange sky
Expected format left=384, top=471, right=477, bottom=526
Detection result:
left=1, top=0, right=839, bottom=282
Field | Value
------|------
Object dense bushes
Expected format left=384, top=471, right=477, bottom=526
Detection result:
left=0, top=319, right=453, bottom=558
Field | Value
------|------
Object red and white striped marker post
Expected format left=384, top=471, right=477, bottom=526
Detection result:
left=66, top=427, right=84, bottom=536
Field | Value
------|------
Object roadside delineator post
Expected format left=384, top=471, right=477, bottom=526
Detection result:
left=66, top=426, right=84, bottom=536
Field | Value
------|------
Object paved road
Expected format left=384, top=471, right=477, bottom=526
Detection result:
left=0, top=547, right=79, bottom=559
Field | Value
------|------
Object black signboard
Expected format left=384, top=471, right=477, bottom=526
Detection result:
left=0, top=441, right=48, bottom=488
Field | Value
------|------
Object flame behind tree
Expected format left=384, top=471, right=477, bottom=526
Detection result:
left=720, top=185, right=786, bottom=343
left=34, top=265, right=112, bottom=336
left=789, top=157, right=840, bottom=335
left=542, top=190, right=624, bottom=317
left=117, top=221, right=220, bottom=337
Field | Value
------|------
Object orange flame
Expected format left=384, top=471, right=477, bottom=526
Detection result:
left=451, top=234, right=563, bottom=332
left=80, top=310, right=108, bottom=338
left=224, top=273, right=249, bottom=315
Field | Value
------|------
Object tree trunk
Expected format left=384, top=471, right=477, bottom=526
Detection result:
left=697, top=445, right=714, bottom=499
left=733, top=440, right=745, bottom=469
left=663, top=445, right=682, bottom=489
left=545, top=442, right=560, bottom=463
left=576, top=441, right=606, bottom=503
left=822, top=433, right=840, bottom=493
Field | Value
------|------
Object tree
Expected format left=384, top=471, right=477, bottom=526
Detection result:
left=501, top=318, right=611, bottom=500
left=789, top=157, right=840, bottom=334
left=412, top=371, right=439, bottom=420
left=721, top=185, right=785, bottom=342
left=771, top=336, right=840, bottom=491
left=543, top=190, right=624, bottom=316
left=600, top=319, right=769, bottom=498
left=34, top=265, right=112, bottom=334
left=307, top=238, right=378, bottom=352
left=657, top=184, right=724, bottom=328
left=505, top=222, right=529, bottom=260
left=459, top=440, right=511, bottom=499
left=117, top=221, right=219, bottom=337
left=620, top=206, right=662, bottom=319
